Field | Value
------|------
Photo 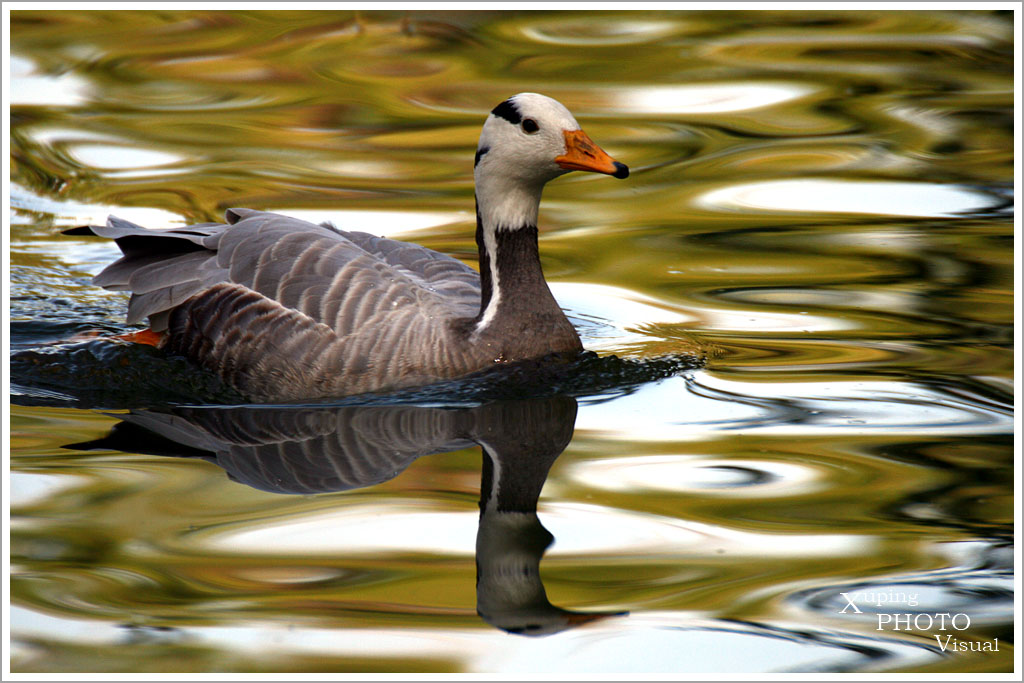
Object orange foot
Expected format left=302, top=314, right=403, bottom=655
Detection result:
left=112, top=328, right=165, bottom=346
left=66, top=328, right=164, bottom=346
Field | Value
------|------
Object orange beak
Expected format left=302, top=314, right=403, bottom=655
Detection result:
left=555, top=129, right=629, bottom=179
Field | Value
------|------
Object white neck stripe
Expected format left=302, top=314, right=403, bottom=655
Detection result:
left=474, top=228, right=502, bottom=336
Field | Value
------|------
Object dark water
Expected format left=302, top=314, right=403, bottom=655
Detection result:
left=9, top=9, right=1014, bottom=674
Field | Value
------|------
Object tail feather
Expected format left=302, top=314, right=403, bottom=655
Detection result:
left=126, top=282, right=208, bottom=325
left=67, top=216, right=230, bottom=331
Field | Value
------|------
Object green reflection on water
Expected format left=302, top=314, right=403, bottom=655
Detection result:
left=10, top=8, right=1013, bottom=674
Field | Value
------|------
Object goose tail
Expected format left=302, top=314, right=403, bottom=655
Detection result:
left=63, top=216, right=229, bottom=332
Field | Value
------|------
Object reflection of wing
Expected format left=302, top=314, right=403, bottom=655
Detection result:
left=89, top=405, right=477, bottom=494
left=192, top=406, right=479, bottom=494
left=75, top=399, right=579, bottom=495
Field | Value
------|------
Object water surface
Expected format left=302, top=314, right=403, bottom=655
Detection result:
left=9, top=9, right=1014, bottom=674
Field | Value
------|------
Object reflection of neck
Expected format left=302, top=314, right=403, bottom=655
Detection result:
left=474, top=398, right=575, bottom=516
left=478, top=441, right=557, bottom=516
left=473, top=398, right=623, bottom=636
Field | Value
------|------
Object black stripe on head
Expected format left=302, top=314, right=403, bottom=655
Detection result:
left=474, top=146, right=490, bottom=167
left=490, top=98, right=521, bottom=125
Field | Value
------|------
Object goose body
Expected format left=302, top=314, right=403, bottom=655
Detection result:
left=72, top=94, right=628, bottom=401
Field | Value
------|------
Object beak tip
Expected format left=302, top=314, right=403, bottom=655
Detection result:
left=612, top=162, right=629, bottom=179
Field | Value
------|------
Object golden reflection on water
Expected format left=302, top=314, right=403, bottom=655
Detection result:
left=9, top=8, right=1013, bottom=674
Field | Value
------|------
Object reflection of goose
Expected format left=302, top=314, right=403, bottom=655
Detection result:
left=66, top=93, right=628, bottom=401
left=70, top=397, right=624, bottom=635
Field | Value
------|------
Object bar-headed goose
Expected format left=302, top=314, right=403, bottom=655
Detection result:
left=68, top=93, right=629, bottom=401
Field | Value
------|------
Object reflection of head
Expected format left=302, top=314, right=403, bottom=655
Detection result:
left=69, top=395, right=624, bottom=635
left=476, top=508, right=626, bottom=637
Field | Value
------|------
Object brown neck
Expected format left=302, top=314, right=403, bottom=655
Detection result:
left=472, top=203, right=582, bottom=357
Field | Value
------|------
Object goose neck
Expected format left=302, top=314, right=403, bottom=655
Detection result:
left=472, top=169, right=547, bottom=320
left=473, top=205, right=567, bottom=334
left=469, top=173, right=581, bottom=354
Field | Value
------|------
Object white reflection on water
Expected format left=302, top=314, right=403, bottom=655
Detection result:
left=572, top=371, right=1010, bottom=442
left=566, top=455, right=823, bottom=497
left=194, top=502, right=475, bottom=556
left=67, top=144, right=185, bottom=171
left=312, top=158, right=412, bottom=179
left=24, top=128, right=125, bottom=146
left=575, top=374, right=767, bottom=442
left=187, top=500, right=864, bottom=559
left=269, top=209, right=466, bottom=237
left=10, top=183, right=463, bottom=239
left=10, top=184, right=184, bottom=230
left=10, top=607, right=125, bottom=647
left=474, top=615, right=933, bottom=673
left=520, top=18, right=680, bottom=46
left=554, top=282, right=692, bottom=352
left=685, top=304, right=851, bottom=333
left=10, top=55, right=90, bottom=106
left=11, top=606, right=938, bottom=673
left=8, top=473, right=83, bottom=507
left=615, top=82, right=817, bottom=114
left=539, top=502, right=865, bottom=557
left=699, top=179, right=995, bottom=217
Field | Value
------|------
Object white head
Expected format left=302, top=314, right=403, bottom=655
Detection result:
left=474, top=93, right=627, bottom=230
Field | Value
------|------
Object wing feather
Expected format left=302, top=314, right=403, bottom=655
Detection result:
left=77, top=209, right=487, bottom=398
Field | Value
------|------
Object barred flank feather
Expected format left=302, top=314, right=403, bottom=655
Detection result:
left=165, top=283, right=342, bottom=402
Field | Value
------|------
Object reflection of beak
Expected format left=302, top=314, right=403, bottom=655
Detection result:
left=555, top=129, right=629, bottom=179
left=565, top=610, right=629, bottom=627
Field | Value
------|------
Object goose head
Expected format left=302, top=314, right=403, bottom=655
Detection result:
left=474, top=93, right=628, bottom=230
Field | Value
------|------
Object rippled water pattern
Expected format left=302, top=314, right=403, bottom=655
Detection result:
left=9, top=9, right=1014, bottom=674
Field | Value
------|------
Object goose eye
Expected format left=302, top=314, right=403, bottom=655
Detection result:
left=521, top=118, right=539, bottom=134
